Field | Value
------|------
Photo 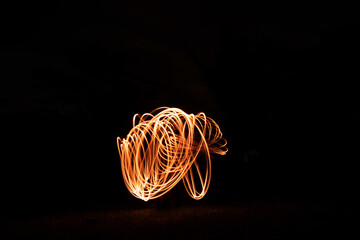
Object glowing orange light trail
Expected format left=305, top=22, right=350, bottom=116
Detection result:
left=117, top=107, right=227, bottom=201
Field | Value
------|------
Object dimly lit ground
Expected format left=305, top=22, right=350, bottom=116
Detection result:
left=1, top=199, right=354, bottom=240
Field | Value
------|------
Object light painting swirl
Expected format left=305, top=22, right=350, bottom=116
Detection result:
left=117, top=107, right=227, bottom=201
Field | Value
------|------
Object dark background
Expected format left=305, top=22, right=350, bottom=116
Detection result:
left=1, top=1, right=358, bottom=238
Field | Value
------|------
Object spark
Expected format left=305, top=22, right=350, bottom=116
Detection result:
left=117, top=107, right=227, bottom=201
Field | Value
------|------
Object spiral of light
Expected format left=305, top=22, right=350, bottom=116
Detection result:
left=117, top=107, right=227, bottom=201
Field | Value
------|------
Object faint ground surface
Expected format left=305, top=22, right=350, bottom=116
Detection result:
left=1, top=200, right=354, bottom=239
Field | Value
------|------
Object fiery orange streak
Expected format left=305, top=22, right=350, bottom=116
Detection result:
left=117, top=107, right=227, bottom=201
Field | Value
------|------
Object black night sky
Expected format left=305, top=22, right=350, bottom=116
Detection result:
left=1, top=1, right=358, bottom=239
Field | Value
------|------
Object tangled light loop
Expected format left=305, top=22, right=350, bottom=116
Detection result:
left=117, top=107, right=227, bottom=201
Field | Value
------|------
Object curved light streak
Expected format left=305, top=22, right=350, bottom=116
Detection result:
left=117, top=107, right=227, bottom=201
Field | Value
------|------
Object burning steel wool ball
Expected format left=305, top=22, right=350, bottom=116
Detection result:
left=117, top=107, right=227, bottom=201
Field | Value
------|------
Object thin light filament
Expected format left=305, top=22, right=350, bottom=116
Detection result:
left=117, top=107, right=227, bottom=201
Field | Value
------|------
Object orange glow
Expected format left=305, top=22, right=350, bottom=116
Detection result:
left=117, top=107, right=227, bottom=201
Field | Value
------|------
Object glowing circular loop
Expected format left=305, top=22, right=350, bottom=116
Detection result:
left=117, top=107, right=227, bottom=201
